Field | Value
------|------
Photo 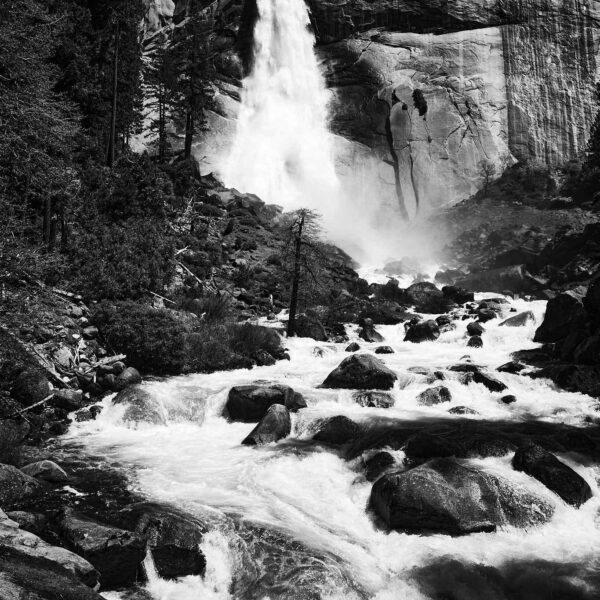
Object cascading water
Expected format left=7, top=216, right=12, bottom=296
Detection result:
left=221, top=0, right=421, bottom=264
left=223, top=0, right=339, bottom=217
left=68, top=295, right=600, bottom=600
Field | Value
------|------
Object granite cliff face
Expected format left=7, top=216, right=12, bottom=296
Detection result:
left=152, top=0, right=600, bottom=216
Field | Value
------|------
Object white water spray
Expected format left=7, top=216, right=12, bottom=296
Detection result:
left=223, top=0, right=338, bottom=211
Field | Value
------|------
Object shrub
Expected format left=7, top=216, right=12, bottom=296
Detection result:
left=70, top=218, right=175, bottom=300
left=177, top=294, right=232, bottom=323
left=93, top=301, right=188, bottom=375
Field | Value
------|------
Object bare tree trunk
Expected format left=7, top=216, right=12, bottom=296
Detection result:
left=287, top=214, right=304, bottom=337
left=184, top=110, right=194, bottom=159
left=107, top=20, right=120, bottom=167
left=60, top=206, right=68, bottom=251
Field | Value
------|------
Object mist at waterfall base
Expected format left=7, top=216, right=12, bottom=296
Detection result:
left=69, top=296, right=600, bottom=600
left=221, top=0, right=435, bottom=267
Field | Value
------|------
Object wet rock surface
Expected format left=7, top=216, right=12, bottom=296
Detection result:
left=321, top=354, right=397, bottom=390
left=370, top=458, right=554, bottom=535
left=225, top=384, right=306, bottom=422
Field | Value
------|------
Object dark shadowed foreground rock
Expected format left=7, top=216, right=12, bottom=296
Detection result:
left=534, top=290, right=586, bottom=343
left=58, top=508, right=146, bottom=588
left=404, top=320, right=440, bottom=343
left=112, top=385, right=166, bottom=426
left=0, top=546, right=102, bottom=599
left=10, top=369, right=50, bottom=406
left=467, top=335, right=483, bottom=348
left=345, top=342, right=360, bottom=352
left=242, top=404, right=291, bottom=445
left=0, top=510, right=99, bottom=587
left=512, top=443, right=593, bottom=507
left=321, top=354, right=397, bottom=390
left=0, top=464, right=42, bottom=506
left=364, top=452, right=396, bottom=482
left=467, top=322, right=485, bottom=336
left=313, top=416, right=360, bottom=445
left=370, top=458, right=554, bottom=535
left=417, top=386, right=452, bottom=406
left=225, top=384, right=306, bottom=422
left=118, top=503, right=206, bottom=580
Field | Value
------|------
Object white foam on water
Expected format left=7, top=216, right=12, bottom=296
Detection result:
left=69, top=294, right=600, bottom=599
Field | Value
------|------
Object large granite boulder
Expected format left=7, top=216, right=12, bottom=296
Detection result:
left=242, top=404, right=291, bottom=445
left=370, top=458, right=554, bottom=535
left=0, top=546, right=102, bottom=600
left=0, top=464, right=42, bottom=506
left=0, top=510, right=99, bottom=587
left=534, top=290, right=586, bottom=343
left=512, top=443, right=593, bottom=507
left=321, top=354, right=397, bottom=390
left=313, top=415, right=360, bottom=445
left=225, top=384, right=306, bottom=422
left=10, top=369, right=50, bottom=406
left=404, top=320, right=440, bottom=343
left=58, top=508, right=146, bottom=588
left=117, top=503, right=206, bottom=580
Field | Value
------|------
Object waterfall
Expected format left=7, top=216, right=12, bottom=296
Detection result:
left=223, top=0, right=340, bottom=226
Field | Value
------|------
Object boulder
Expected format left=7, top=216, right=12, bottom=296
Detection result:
left=0, top=464, right=42, bottom=506
left=404, top=320, right=440, bottom=343
left=21, top=460, right=69, bottom=483
left=370, top=458, right=554, bottom=535
left=294, top=315, right=328, bottom=341
left=58, top=508, right=146, bottom=588
left=416, top=386, right=452, bottom=406
left=374, top=346, right=394, bottom=354
left=500, top=311, right=535, bottom=327
left=500, top=395, right=517, bottom=405
left=451, top=365, right=508, bottom=393
left=321, top=354, right=397, bottom=390
left=534, top=290, right=586, bottom=343
left=118, top=503, right=206, bottom=579
left=497, top=361, right=526, bottom=374
left=442, top=286, right=474, bottom=304
left=0, top=511, right=99, bottom=587
left=225, top=384, right=305, bottom=422
left=512, top=443, right=593, bottom=507
left=11, top=369, right=50, bottom=406
left=345, top=342, right=360, bottom=352
left=242, top=404, right=291, bottom=445
left=313, top=416, right=359, bottom=445
left=364, top=452, right=396, bottom=482
left=467, top=335, right=483, bottom=348
left=113, top=367, right=142, bottom=392
left=448, top=406, right=478, bottom=415
left=404, top=282, right=452, bottom=313
left=352, top=391, right=395, bottom=408
left=52, top=389, right=84, bottom=412
left=358, top=319, right=384, bottom=343
left=0, top=546, right=102, bottom=599
left=112, top=386, right=166, bottom=426
left=466, top=322, right=485, bottom=336
left=477, top=308, right=497, bottom=323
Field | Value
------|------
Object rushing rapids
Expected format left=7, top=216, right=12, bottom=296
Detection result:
left=66, top=294, right=600, bottom=600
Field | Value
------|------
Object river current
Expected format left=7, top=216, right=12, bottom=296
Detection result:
left=66, top=294, right=600, bottom=600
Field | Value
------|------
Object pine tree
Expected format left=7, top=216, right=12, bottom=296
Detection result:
left=146, top=44, right=177, bottom=162
left=169, top=0, right=215, bottom=159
